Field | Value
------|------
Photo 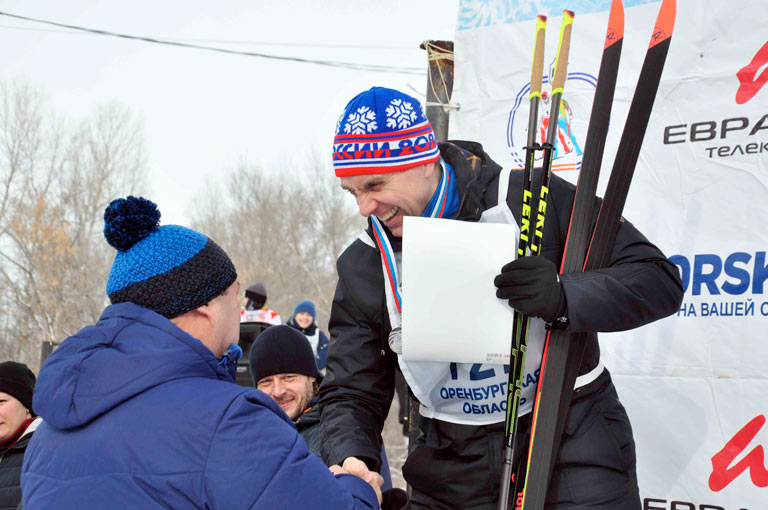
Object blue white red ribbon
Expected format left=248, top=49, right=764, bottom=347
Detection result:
left=371, top=160, right=458, bottom=315
left=371, top=215, right=402, bottom=313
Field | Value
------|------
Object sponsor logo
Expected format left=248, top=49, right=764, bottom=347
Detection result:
left=670, top=251, right=768, bottom=318
left=670, top=252, right=768, bottom=296
left=709, top=414, right=768, bottom=492
left=506, top=73, right=595, bottom=173
left=662, top=42, right=768, bottom=159
left=642, top=498, right=753, bottom=510
left=736, top=40, right=768, bottom=105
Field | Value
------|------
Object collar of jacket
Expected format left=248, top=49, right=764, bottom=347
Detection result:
left=438, top=140, right=503, bottom=222
left=294, top=397, right=320, bottom=430
left=287, top=317, right=317, bottom=336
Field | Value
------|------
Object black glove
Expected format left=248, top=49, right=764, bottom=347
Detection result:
left=494, top=256, right=567, bottom=324
left=381, top=488, right=409, bottom=510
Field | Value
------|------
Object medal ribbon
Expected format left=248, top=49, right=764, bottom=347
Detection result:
left=371, top=159, right=458, bottom=316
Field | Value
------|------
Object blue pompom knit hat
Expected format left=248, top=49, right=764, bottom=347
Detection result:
left=332, top=86, right=440, bottom=177
left=103, top=196, right=237, bottom=319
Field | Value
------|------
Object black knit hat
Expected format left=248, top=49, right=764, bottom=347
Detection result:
left=0, top=361, right=36, bottom=415
left=103, top=196, right=237, bottom=319
left=249, top=325, right=320, bottom=384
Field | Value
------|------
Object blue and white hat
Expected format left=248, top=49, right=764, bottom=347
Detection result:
left=332, top=87, right=440, bottom=177
left=103, top=196, right=237, bottom=319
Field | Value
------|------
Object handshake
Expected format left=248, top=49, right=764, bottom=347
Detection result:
left=330, top=457, right=409, bottom=510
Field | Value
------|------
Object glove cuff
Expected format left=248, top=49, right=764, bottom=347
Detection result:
left=542, top=284, right=568, bottom=327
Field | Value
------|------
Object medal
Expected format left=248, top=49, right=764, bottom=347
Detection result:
left=388, top=327, right=402, bottom=354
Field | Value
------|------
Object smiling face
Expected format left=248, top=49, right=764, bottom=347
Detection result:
left=257, top=373, right=316, bottom=420
left=340, top=162, right=440, bottom=237
left=295, top=312, right=313, bottom=329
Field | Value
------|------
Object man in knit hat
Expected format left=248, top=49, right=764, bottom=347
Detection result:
left=22, top=196, right=381, bottom=509
left=250, top=325, right=323, bottom=423
left=319, top=87, right=684, bottom=509
left=249, top=326, right=400, bottom=507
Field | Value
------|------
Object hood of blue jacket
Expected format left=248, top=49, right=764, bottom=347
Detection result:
left=34, top=302, right=235, bottom=430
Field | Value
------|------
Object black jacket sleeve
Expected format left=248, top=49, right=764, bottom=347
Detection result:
left=533, top=171, right=684, bottom=332
left=318, top=241, right=397, bottom=473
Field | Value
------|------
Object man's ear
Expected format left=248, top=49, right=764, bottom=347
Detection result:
left=194, top=301, right=215, bottom=321
left=423, top=161, right=438, bottom=179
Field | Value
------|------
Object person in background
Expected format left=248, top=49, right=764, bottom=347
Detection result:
left=249, top=325, right=403, bottom=509
left=0, top=361, right=41, bottom=510
left=286, top=300, right=329, bottom=374
left=241, top=282, right=282, bottom=325
left=21, top=196, right=381, bottom=509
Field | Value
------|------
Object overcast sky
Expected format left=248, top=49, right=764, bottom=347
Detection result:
left=0, top=0, right=459, bottom=224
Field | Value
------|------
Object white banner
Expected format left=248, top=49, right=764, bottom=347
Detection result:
left=451, top=0, right=768, bottom=508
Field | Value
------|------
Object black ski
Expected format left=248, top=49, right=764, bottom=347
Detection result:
left=521, top=0, right=676, bottom=508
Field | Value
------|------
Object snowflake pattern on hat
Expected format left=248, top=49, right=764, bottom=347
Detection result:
left=333, top=87, right=440, bottom=177
left=344, top=106, right=378, bottom=134
left=386, top=99, right=418, bottom=129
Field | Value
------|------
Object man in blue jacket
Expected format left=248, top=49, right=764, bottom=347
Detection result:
left=21, top=196, right=381, bottom=509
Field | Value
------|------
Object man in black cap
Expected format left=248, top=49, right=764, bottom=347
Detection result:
left=250, top=325, right=323, bottom=425
left=249, top=325, right=402, bottom=508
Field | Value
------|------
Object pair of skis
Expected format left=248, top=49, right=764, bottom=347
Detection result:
left=499, top=1, right=676, bottom=509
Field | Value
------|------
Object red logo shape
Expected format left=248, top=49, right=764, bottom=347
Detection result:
left=709, top=414, right=768, bottom=491
left=736, top=41, right=768, bottom=104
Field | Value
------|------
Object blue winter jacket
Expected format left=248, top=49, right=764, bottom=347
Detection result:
left=21, top=303, right=378, bottom=509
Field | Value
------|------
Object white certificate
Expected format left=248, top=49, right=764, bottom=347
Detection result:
left=401, top=216, right=517, bottom=363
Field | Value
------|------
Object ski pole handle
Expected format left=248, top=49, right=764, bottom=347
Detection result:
left=530, top=15, right=547, bottom=100
left=551, top=10, right=574, bottom=95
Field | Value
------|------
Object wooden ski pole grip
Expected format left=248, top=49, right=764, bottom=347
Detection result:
left=530, top=15, right=547, bottom=98
left=551, top=10, right=574, bottom=94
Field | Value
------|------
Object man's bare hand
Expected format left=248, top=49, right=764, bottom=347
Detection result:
left=327, top=456, right=383, bottom=504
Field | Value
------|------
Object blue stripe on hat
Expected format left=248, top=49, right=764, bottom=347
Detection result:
left=106, top=225, right=208, bottom=295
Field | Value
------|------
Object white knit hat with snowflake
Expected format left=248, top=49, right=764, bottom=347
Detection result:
left=332, top=87, right=440, bottom=177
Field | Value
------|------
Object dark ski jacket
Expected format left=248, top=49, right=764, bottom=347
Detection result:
left=295, top=399, right=393, bottom=492
left=286, top=317, right=330, bottom=371
left=0, top=418, right=40, bottom=510
left=22, top=303, right=378, bottom=510
left=319, top=140, right=683, bottom=471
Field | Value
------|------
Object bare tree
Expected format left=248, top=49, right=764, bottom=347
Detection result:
left=190, top=153, right=363, bottom=330
left=0, top=81, right=147, bottom=369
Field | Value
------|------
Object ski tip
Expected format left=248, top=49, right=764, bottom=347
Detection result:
left=649, top=0, right=676, bottom=49
left=537, top=14, right=547, bottom=23
left=604, top=0, right=624, bottom=49
left=562, top=10, right=575, bottom=25
left=536, top=14, right=547, bottom=32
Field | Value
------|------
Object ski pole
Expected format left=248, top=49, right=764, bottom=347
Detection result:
left=498, top=10, right=574, bottom=510
left=497, top=16, right=546, bottom=510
